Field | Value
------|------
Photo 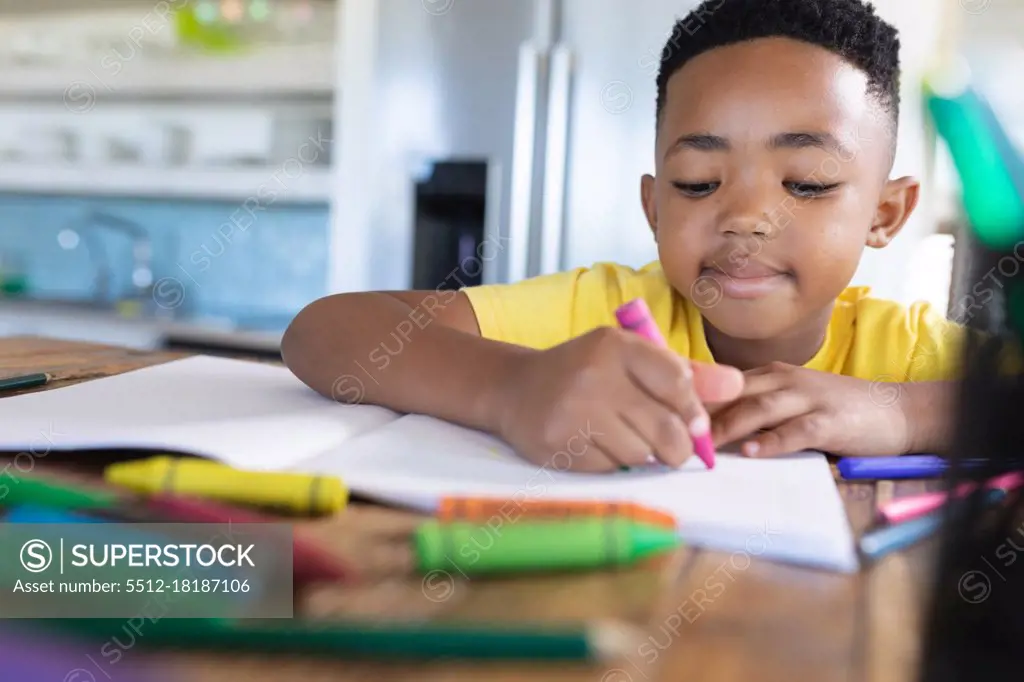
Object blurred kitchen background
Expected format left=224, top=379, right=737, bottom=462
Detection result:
left=0, top=0, right=1019, bottom=358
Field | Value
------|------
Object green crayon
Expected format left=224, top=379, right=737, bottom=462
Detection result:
left=414, top=518, right=680, bottom=575
left=0, top=475, right=120, bottom=510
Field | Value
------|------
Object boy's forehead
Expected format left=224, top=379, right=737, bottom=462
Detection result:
left=658, top=37, right=890, bottom=161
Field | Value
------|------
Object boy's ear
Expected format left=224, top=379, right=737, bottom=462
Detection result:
left=641, top=174, right=658, bottom=239
left=867, top=175, right=920, bottom=248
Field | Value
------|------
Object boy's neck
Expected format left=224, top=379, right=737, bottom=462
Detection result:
left=702, top=305, right=834, bottom=371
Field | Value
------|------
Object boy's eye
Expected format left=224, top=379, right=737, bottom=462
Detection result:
left=671, top=181, right=719, bottom=197
left=785, top=182, right=841, bottom=197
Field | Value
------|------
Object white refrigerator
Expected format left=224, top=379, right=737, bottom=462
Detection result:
left=332, top=0, right=700, bottom=292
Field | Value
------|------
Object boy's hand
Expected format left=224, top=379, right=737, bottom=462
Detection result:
left=493, top=327, right=744, bottom=473
left=708, top=362, right=916, bottom=458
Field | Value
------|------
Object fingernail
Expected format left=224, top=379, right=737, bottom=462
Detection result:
left=687, top=414, right=710, bottom=437
left=744, top=441, right=760, bottom=457
left=646, top=454, right=658, bottom=464
left=681, top=361, right=693, bottom=379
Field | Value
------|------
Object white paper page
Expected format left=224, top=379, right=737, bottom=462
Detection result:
left=294, top=414, right=859, bottom=573
left=0, top=355, right=858, bottom=571
left=0, top=356, right=399, bottom=470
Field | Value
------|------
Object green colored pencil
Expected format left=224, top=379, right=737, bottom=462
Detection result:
left=0, top=372, right=51, bottom=392
left=34, top=617, right=643, bottom=662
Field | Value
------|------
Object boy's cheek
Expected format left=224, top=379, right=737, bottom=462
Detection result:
left=766, top=197, right=799, bottom=233
left=655, top=231, right=708, bottom=276
left=785, top=220, right=863, bottom=273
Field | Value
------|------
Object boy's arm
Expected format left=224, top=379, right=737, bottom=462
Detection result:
left=899, top=303, right=964, bottom=454
left=280, top=290, right=535, bottom=434
left=900, top=380, right=956, bottom=454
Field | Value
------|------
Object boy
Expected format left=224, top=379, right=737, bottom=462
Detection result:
left=281, top=0, right=962, bottom=472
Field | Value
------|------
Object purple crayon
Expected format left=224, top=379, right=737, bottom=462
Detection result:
left=615, top=298, right=716, bottom=470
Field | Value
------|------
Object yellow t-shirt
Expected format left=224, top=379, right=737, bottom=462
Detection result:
left=462, top=261, right=963, bottom=382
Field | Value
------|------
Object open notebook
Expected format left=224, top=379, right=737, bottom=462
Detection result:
left=0, top=356, right=859, bottom=573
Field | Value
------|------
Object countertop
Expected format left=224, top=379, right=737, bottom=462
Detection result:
left=0, top=296, right=283, bottom=355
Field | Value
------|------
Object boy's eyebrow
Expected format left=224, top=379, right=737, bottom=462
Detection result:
left=664, top=130, right=852, bottom=160
left=768, top=131, right=850, bottom=157
left=665, top=133, right=729, bottom=159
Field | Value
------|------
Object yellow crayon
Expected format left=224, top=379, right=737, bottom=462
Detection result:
left=104, top=456, right=347, bottom=515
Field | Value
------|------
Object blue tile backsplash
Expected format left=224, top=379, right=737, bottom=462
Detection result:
left=0, top=193, right=329, bottom=331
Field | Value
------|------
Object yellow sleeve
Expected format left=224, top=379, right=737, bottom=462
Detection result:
left=460, top=263, right=635, bottom=350
left=906, top=301, right=965, bottom=382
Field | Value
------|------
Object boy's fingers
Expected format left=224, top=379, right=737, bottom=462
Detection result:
left=711, top=389, right=810, bottom=447
left=689, top=361, right=745, bottom=402
left=560, top=437, right=628, bottom=473
left=623, top=346, right=709, bottom=446
left=734, top=369, right=789, bottom=398
left=620, top=399, right=693, bottom=468
left=590, top=417, right=665, bottom=469
left=703, top=400, right=731, bottom=417
left=740, top=415, right=822, bottom=458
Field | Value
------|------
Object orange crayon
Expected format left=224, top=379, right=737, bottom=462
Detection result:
left=435, top=497, right=679, bottom=530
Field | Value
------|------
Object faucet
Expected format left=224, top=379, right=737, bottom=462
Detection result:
left=59, top=210, right=154, bottom=306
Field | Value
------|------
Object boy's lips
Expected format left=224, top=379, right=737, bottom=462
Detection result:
left=698, top=261, right=794, bottom=300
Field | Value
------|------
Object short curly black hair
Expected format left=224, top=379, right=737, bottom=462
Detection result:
left=656, top=0, right=901, bottom=132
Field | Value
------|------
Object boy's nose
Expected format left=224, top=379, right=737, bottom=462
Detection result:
left=717, top=212, right=772, bottom=238
left=716, top=181, right=779, bottom=237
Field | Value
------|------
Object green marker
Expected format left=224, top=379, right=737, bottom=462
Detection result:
left=0, top=474, right=120, bottom=510
left=414, top=518, right=680, bottom=576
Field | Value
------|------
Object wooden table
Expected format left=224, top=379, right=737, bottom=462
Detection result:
left=0, top=336, right=940, bottom=682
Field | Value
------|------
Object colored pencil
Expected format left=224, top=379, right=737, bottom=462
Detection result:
left=878, top=471, right=1024, bottom=524
left=838, top=455, right=1024, bottom=480
left=0, top=372, right=51, bottom=393
left=36, top=617, right=646, bottom=662
left=861, top=488, right=1008, bottom=561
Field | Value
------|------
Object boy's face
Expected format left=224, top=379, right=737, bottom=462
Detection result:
left=642, top=37, right=919, bottom=342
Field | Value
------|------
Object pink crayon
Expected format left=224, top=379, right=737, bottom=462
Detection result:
left=878, top=471, right=1024, bottom=524
left=615, top=298, right=716, bottom=470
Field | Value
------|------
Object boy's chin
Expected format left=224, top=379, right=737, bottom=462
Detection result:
left=699, top=305, right=797, bottom=341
